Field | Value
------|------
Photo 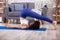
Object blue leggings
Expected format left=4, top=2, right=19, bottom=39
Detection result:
left=20, top=8, right=53, bottom=23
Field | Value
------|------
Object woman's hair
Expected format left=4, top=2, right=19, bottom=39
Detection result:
left=28, top=21, right=40, bottom=30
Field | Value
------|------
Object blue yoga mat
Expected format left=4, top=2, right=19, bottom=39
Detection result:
left=0, top=26, right=46, bottom=31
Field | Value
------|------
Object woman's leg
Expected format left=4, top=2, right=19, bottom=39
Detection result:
left=20, top=8, right=57, bottom=30
left=20, top=8, right=53, bottom=23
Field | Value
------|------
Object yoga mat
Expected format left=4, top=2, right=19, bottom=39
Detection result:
left=0, top=26, right=46, bottom=31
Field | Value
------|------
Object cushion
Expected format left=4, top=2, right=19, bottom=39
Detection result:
left=27, top=3, right=35, bottom=9
left=14, top=3, right=24, bottom=11
left=8, top=11, right=20, bottom=17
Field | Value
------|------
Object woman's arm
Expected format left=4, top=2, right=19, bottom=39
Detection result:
left=6, top=18, right=29, bottom=28
left=6, top=24, right=28, bottom=28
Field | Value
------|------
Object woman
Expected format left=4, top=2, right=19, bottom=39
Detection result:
left=6, top=8, right=57, bottom=30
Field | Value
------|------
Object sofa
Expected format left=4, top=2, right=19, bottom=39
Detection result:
left=4, top=3, right=35, bottom=23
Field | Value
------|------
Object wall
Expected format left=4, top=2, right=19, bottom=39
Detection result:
left=7, top=0, right=56, bottom=8
left=7, top=0, right=56, bottom=19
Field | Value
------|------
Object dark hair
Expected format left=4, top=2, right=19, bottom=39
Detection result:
left=44, top=5, right=47, bottom=7
left=28, top=21, right=40, bottom=30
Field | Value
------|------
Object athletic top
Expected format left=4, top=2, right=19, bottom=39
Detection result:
left=20, top=17, right=35, bottom=26
left=20, top=19, right=29, bottom=25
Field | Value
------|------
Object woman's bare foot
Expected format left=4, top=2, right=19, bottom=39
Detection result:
left=53, top=21, right=57, bottom=30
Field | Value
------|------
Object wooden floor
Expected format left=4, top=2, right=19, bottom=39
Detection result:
left=0, top=23, right=60, bottom=40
